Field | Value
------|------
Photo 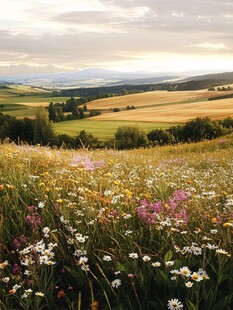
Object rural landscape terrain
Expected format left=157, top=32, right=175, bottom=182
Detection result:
left=1, top=0, right=233, bottom=309
left=1, top=74, right=233, bottom=141
left=0, top=72, right=233, bottom=309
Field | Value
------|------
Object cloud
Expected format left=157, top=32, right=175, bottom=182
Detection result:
left=1, top=0, right=233, bottom=74
left=190, top=43, right=228, bottom=51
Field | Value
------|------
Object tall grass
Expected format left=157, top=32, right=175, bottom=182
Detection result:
left=0, top=136, right=233, bottom=309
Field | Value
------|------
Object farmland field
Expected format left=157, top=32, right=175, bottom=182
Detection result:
left=0, top=85, right=74, bottom=118
left=86, top=89, right=233, bottom=109
left=92, top=97, right=233, bottom=123
left=0, top=137, right=232, bottom=309
left=53, top=119, right=176, bottom=140
left=1, top=84, right=233, bottom=139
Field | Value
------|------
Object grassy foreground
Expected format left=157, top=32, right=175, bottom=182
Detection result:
left=0, top=138, right=233, bottom=309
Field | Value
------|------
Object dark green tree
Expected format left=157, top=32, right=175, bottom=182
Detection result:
left=115, top=126, right=148, bottom=149
left=147, top=129, right=173, bottom=145
left=33, top=107, right=55, bottom=145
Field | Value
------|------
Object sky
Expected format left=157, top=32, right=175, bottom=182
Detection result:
left=1, top=0, right=233, bottom=75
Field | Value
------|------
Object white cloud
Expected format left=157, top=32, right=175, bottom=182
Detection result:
left=1, top=0, right=233, bottom=74
left=190, top=43, right=228, bottom=50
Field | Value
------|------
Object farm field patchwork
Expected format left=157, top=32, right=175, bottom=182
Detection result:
left=0, top=85, right=74, bottom=118
left=1, top=84, right=233, bottom=139
left=0, top=137, right=232, bottom=309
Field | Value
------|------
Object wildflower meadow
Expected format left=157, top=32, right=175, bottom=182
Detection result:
left=0, top=137, right=233, bottom=309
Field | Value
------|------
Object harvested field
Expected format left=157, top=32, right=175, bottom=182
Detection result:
left=92, top=98, right=233, bottom=122
left=86, top=90, right=233, bottom=109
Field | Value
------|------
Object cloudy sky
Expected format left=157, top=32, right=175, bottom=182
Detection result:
left=1, top=0, right=233, bottom=75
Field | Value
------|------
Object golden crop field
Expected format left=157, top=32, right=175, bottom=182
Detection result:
left=92, top=97, right=233, bottom=123
left=86, top=90, right=232, bottom=109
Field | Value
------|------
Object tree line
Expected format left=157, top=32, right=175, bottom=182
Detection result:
left=114, top=117, right=233, bottom=149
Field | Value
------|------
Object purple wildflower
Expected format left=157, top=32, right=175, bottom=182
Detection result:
left=137, top=190, right=190, bottom=226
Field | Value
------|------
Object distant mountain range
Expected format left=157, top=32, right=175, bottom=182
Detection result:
left=0, top=68, right=233, bottom=88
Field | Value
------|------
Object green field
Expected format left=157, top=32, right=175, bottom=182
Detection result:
left=0, top=85, right=74, bottom=118
left=53, top=119, right=176, bottom=140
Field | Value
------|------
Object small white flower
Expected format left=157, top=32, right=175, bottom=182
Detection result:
left=165, top=261, right=175, bottom=267
left=46, top=260, right=56, bottom=265
left=103, top=255, right=112, bottom=262
left=125, top=230, right=133, bottom=236
left=191, top=272, right=203, bottom=282
left=2, top=277, right=10, bottom=283
left=142, top=255, right=151, bottom=262
left=216, top=249, right=229, bottom=255
left=210, top=229, right=218, bottom=234
left=25, top=288, right=33, bottom=293
left=12, top=284, right=21, bottom=291
left=180, top=266, right=191, bottom=277
left=123, top=214, right=132, bottom=219
left=81, top=264, right=90, bottom=272
left=111, top=279, right=121, bottom=288
left=167, top=298, right=183, bottom=310
left=170, top=269, right=180, bottom=275
left=129, top=253, right=139, bottom=259
left=35, top=291, right=44, bottom=297
left=38, top=202, right=45, bottom=209
left=39, top=255, right=49, bottom=265
left=185, top=281, right=193, bottom=288
left=152, top=262, right=161, bottom=267
left=42, top=227, right=50, bottom=233
left=79, top=256, right=88, bottom=264
left=76, top=236, right=86, bottom=243
left=24, top=270, right=31, bottom=277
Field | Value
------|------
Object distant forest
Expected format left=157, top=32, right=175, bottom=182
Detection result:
left=49, top=78, right=233, bottom=98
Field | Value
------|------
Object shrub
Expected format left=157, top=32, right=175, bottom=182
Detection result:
left=115, top=126, right=148, bottom=149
